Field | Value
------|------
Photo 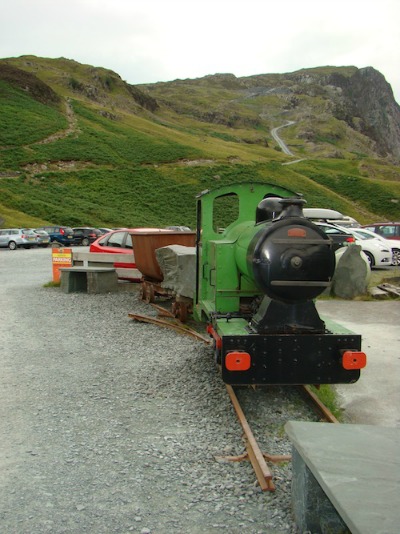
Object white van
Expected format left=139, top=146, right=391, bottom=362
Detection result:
left=303, top=208, right=360, bottom=228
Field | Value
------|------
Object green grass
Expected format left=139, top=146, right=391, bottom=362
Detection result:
left=43, top=280, right=60, bottom=288
left=0, top=81, right=67, bottom=146
left=309, top=384, right=344, bottom=421
left=0, top=57, right=399, bottom=229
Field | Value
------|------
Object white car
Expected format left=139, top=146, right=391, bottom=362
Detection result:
left=351, top=227, right=399, bottom=266
left=341, top=227, right=393, bottom=267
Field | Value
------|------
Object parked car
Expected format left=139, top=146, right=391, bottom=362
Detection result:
left=32, top=229, right=51, bottom=247
left=314, top=222, right=356, bottom=252
left=0, top=228, right=38, bottom=249
left=90, top=229, right=135, bottom=253
left=348, top=228, right=393, bottom=267
left=89, top=228, right=165, bottom=281
left=89, top=229, right=140, bottom=281
left=348, top=228, right=400, bottom=265
left=72, top=227, right=103, bottom=246
left=361, top=222, right=400, bottom=266
left=361, top=223, right=400, bottom=241
left=89, top=228, right=176, bottom=255
left=98, top=227, right=113, bottom=235
left=165, top=226, right=192, bottom=231
left=35, top=225, right=76, bottom=246
left=304, top=208, right=360, bottom=228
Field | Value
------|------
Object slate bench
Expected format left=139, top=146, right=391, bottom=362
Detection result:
left=59, top=266, right=118, bottom=294
left=285, top=421, right=400, bottom=534
left=72, top=251, right=141, bottom=281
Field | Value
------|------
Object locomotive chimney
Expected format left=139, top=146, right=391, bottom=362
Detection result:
left=276, top=197, right=306, bottom=220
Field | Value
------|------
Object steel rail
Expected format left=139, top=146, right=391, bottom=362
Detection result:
left=130, top=308, right=338, bottom=489
left=225, top=385, right=291, bottom=491
left=300, top=385, right=340, bottom=424
left=128, top=312, right=212, bottom=344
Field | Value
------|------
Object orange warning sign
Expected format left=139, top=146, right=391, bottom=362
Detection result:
left=52, top=248, right=72, bottom=282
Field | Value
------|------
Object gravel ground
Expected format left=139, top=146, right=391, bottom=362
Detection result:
left=0, top=247, right=320, bottom=533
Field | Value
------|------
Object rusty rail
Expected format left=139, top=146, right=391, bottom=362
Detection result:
left=300, top=385, right=340, bottom=424
left=225, top=385, right=291, bottom=492
left=129, top=306, right=340, bottom=490
left=128, top=312, right=211, bottom=344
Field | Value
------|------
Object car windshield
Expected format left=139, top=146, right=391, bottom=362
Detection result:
left=352, top=231, right=375, bottom=241
left=319, top=224, right=347, bottom=235
left=107, top=232, right=126, bottom=247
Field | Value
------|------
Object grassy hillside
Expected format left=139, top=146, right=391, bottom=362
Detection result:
left=0, top=56, right=399, bottom=229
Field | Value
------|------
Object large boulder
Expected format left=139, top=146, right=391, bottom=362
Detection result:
left=330, top=245, right=370, bottom=299
left=155, top=245, right=196, bottom=298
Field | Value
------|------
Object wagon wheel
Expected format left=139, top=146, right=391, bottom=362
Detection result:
left=140, top=282, right=146, bottom=301
left=141, top=282, right=155, bottom=303
left=172, top=301, right=188, bottom=323
left=145, top=283, right=155, bottom=303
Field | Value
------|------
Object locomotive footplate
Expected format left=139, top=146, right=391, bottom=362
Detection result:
left=212, top=318, right=364, bottom=385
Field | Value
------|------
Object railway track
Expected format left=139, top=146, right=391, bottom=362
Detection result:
left=224, top=383, right=340, bottom=491
left=300, top=384, right=340, bottom=424
left=129, top=308, right=342, bottom=492
left=225, top=384, right=290, bottom=491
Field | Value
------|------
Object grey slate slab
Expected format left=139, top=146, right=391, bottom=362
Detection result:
left=285, top=421, right=400, bottom=534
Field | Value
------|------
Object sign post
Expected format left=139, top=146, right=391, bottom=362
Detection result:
left=52, top=248, right=72, bottom=282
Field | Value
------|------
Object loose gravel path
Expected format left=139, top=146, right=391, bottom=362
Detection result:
left=6, top=248, right=397, bottom=532
left=0, top=247, right=319, bottom=533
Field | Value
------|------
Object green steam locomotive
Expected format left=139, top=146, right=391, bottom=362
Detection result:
left=193, top=182, right=366, bottom=386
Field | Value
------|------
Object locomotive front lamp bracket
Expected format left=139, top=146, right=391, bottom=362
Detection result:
left=225, top=351, right=251, bottom=371
left=341, top=350, right=367, bottom=370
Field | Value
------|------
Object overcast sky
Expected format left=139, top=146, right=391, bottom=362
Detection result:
left=1, top=0, right=399, bottom=103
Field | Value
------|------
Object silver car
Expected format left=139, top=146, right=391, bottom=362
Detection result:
left=32, top=229, right=51, bottom=248
left=0, top=228, right=38, bottom=250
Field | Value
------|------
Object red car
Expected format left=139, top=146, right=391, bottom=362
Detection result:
left=89, top=229, right=142, bottom=281
left=89, top=228, right=165, bottom=281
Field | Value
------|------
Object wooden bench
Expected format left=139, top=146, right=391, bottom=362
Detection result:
left=285, top=421, right=400, bottom=533
left=59, top=266, right=118, bottom=294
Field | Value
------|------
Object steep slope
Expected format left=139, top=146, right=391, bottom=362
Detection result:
left=139, top=66, right=400, bottom=163
left=0, top=56, right=399, bottom=229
